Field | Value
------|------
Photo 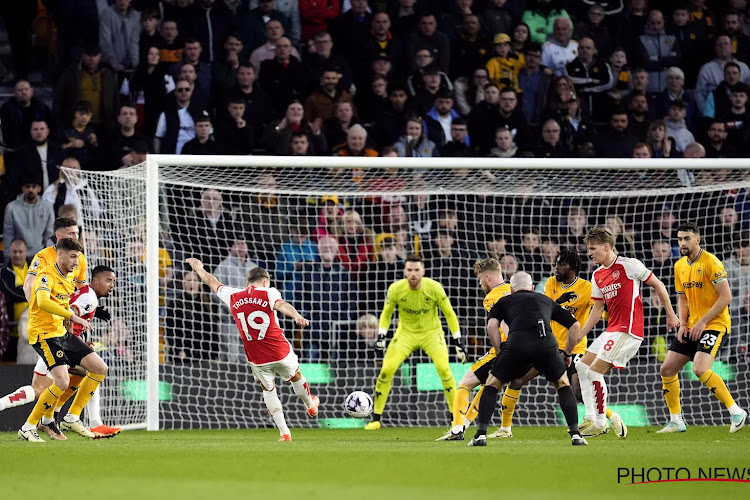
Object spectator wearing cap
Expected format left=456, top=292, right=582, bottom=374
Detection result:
left=411, top=63, right=447, bottom=116
left=522, top=0, right=571, bottom=45
left=9, top=120, right=63, bottom=198
left=722, top=82, right=750, bottom=154
left=365, top=13, right=405, bottom=79
left=634, top=10, right=681, bottom=95
left=653, top=67, right=696, bottom=129
left=98, top=0, right=141, bottom=73
left=695, top=35, right=750, bottom=113
left=450, top=14, right=490, bottom=81
left=154, top=79, right=201, bottom=154
left=238, top=0, right=294, bottom=55
left=424, top=88, right=464, bottom=149
left=564, top=37, right=613, bottom=122
left=303, top=68, right=353, bottom=123
left=406, top=13, right=451, bottom=74
left=541, top=17, right=578, bottom=76
left=703, top=61, right=744, bottom=120
left=3, top=173, right=54, bottom=257
left=370, top=53, right=394, bottom=81
left=665, top=99, right=694, bottom=153
left=214, top=95, right=255, bottom=155
left=182, top=114, right=220, bottom=155
left=486, top=32, right=525, bottom=95
left=52, top=41, right=118, bottom=135
left=305, top=31, right=354, bottom=90
left=313, top=194, right=343, bottom=242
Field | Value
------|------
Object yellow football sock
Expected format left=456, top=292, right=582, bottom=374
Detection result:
left=466, top=386, right=484, bottom=423
left=27, top=385, right=63, bottom=427
left=606, top=407, right=613, bottom=419
left=52, top=374, right=85, bottom=415
left=453, top=385, right=471, bottom=427
left=501, top=388, right=520, bottom=428
left=661, top=374, right=681, bottom=415
left=68, top=373, right=105, bottom=418
left=699, top=370, right=736, bottom=409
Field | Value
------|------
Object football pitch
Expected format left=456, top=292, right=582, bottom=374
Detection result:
left=1, top=426, right=748, bottom=499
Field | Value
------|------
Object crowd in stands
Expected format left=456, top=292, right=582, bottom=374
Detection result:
left=1, top=0, right=750, bottom=367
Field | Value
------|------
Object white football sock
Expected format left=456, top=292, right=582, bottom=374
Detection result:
left=587, top=370, right=608, bottom=428
left=87, top=387, right=103, bottom=428
left=262, top=388, right=290, bottom=436
left=291, top=376, right=314, bottom=408
left=0, top=385, right=35, bottom=411
left=576, top=361, right=595, bottom=420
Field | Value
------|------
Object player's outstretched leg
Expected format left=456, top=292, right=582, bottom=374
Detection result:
left=263, top=387, right=291, bottom=441
left=290, top=372, right=318, bottom=417
left=0, top=385, right=35, bottom=411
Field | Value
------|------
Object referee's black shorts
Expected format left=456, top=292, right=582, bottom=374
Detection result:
left=491, top=334, right=566, bottom=383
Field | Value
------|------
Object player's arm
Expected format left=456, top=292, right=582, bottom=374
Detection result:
left=436, top=284, right=466, bottom=361
left=185, top=258, right=221, bottom=293
left=688, top=279, right=731, bottom=341
left=644, top=273, right=679, bottom=331
left=376, top=286, right=397, bottom=348
left=23, top=273, right=36, bottom=302
left=36, top=289, right=91, bottom=330
left=487, top=318, right=502, bottom=352
left=273, top=299, right=309, bottom=327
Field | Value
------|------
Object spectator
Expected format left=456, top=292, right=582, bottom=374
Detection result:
left=517, top=227, right=546, bottom=284
left=480, top=0, right=513, bottom=44
left=559, top=205, right=588, bottom=254
left=305, top=31, right=354, bottom=91
left=406, top=49, right=452, bottom=97
left=373, top=81, right=411, bottom=148
left=574, top=3, right=614, bottom=58
left=627, top=89, right=652, bottom=141
left=42, top=157, right=103, bottom=220
left=558, top=94, right=596, bottom=154
left=706, top=206, right=743, bottom=261
left=300, top=0, right=340, bottom=44
left=722, top=82, right=750, bottom=154
left=486, top=33, right=524, bottom=95
left=545, top=74, right=577, bottom=118
left=467, top=82, right=503, bottom=155
left=249, top=21, right=300, bottom=77
left=176, top=62, right=213, bottom=117
left=450, top=14, right=489, bottom=81
left=725, top=235, right=750, bottom=354
left=647, top=204, right=679, bottom=256
left=289, top=131, right=312, bottom=155
left=153, top=79, right=200, bottom=154
left=262, top=100, right=327, bottom=155
left=666, top=5, right=704, bottom=89
left=607, top=47, right=632, bottom=107
left=312, top=194, right=343, bottom=242
left=3, top=173, right=54, bottom=257
left=646, top=119, right=678, bottom=158
left=276, top=218, right=318, bottom=303
left=631, top=141, right=652, bottom=158
left=0, top=81, right=52, bottom=165
left=335, top=209, right=375, bottom=274
left=99, top=0, right=141, bottom=73
left=654, top=67, right=696, bottom=130
left=333, top=124, right=378, bottom=157
left=406, top=13, right=451, bottom=74
left=695, top=35, right=750, bottom=113
left=323, top=100, right=360, bottom=150
left=211, top=33, right=244, bottom=98
left=169, top=38, right=213, bottom=94
left=304, top=69, right=353, bottom=123
left=0, top=237, right=29, bottom=362
left=228, top=62, right=274, bottom=142
left=359, top=239, right=401, bottom=315
left=157, top=19, right=184, bottom=65
left=246, top=171, right=289, bottom=263
left=301, top=235, right=356, bottom=361
left=214, top=95, right=255, bottom=155
left=522, top=0, right=571, bottom=45
left=259, top=36, right=310, bottom=114
left=635, top=10, right=681, bottom=95
left=423, top=88, right=463, bottom=149
left=454, top=67, right=489, bottom=117
left=495, top=87, right=532, bottom=151
left=593, top=109, right=638, bottom=157
left=565, top=37, right=613, bottom=121
left=246, top=0, right=301, bottom=45
left=394, top=115, right=438, bottom=157
left=441, top=117, right=476, bottom=157
left=424, top=229, right=475, bottom=319
left=53, top=41, right=118, bottom=135
left=389, top=0, right=418, bottom=37
left=328, top=0, right=373, bottom=85
left=60, top=100, right=99, bottom=170
left=166, top=271, right=215, bottom=362
left=519, top=42, right=553, bottom=127
left=123, top=46, right=174, bottom=137
left=704, top=119, right=736, bottom=158
left=110, top=102, right=149, bottom=170
left=703, top=62, right=744, bottom=120
left=665, top=99, right=695, bottom=153
left=645, top=239, right=674, bottom=289
left=8, top=120, right=63, bottom=198
left=541, top=17, right=578, bottom=76
left=138, top=8, right=160, bottom=63
left=535, top=118, right=567, bottom=157
left=182, top=114, right=220, bottom=155
left=180, top=0, right=232, bottom=63
left=410, top=63, right=449, bottom=116
left=488, top=126, right=517, bottom=157
left=0, top=3, right=37, bottom=80
left=239, top=0, right=294, bottom=54
left=604, top=215, right=637, bottom=255
left=723, top=10, right=750, bottom=62
left=499, top=253, right=518, bottom=281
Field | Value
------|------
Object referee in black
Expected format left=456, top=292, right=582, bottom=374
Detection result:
left=468, top=272, right=588, bottom=447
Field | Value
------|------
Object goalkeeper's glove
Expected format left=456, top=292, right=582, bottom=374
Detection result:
left=375, top=328, right=388, bottom=351
left=94, top=307, right=111, bottom=321
left=450, top=334, right=467, bottom=363
left=555, top=291, right=575, bottom=305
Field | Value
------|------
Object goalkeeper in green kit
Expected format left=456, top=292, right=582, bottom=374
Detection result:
left=365, top=255, right=467, bottom=430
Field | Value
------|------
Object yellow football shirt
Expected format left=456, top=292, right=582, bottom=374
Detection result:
left=483, top=283, right=512, bottom=346
left=27, top=263, right=77, bottom=343
left=674, top=249, right=731, bottom=332
left=544, top=276, right=592, bottom=354
left=29, top=245, right=87, bottom=285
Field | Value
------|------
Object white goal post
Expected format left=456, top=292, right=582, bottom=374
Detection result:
left=70, top=156, right=750, bottom=431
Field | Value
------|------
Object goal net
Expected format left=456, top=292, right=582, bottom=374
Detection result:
left=74, top=157, right=750, bottom=430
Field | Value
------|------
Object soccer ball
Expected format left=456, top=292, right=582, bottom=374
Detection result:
left=345, top=391, right=373, bottom=418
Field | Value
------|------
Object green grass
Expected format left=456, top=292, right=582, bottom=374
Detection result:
left=1, top=427, right=748, bottom=499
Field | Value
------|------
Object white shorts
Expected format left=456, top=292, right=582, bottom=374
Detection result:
left=588, top=331, right=642, bottom=369
left=33, top=356, right=50, bottom=377
left=250, top=351, right=300, bottom=391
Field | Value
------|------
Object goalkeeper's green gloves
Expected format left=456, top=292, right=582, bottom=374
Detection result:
left=450, top=333, right=467, bottom=363
left=375, top=328, right=388, bottom=351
